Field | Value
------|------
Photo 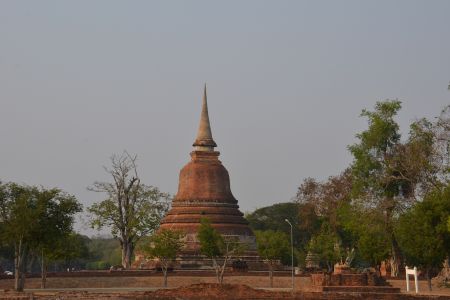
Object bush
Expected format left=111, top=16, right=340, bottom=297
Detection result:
left=85, top=260, right=111, bottom=270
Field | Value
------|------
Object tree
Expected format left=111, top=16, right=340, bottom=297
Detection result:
left=395, top=185, right=450, bottom=291
left=348, top=100, right=409, bottom=276
left=255, top=230, right=290, bottom=287
left=308, top=222, right=343, bottom=272
left=348, top=101, right=450, bottom=276
left=246, top=202, right=306, bottom=249
left=88, top=152, right=170, bottom=268
left=0, top=182, right=81, bottom=291
left=198, top=218, right=245, bottom=284
left=85, top=237, right=122, bottom=269
left=40, top=233, right=89, bottom=288
left=296, top=170, right=353, bottom=250
left=140, top=229, right=185, bottom=287
left=296, top=170, right=352, bottom=229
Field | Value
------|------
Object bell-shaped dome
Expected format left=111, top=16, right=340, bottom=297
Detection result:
left=174, top=151, right=237, bottom=204
left=159, top=86, right=256, bottom=254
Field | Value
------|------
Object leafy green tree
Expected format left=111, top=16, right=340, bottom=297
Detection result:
left=86, top=237, right=122, bottom=268
left=348, top=100, right=409, bottom=276
left=0, top=182, right=81, bottom=291
left=198, top=218, right=245, bottom=284
left=338, top=202, right=390, bottom=269
left=140, top=229, right=185, bottom=287
left=395, top=185, right=450, bottom=291
left=40, top=233, right=89, bottom=288
left=88, top=152, right=170, bottom=268
left=308, top=222, right=342, bottom=272
left=296, top=170, right=353, bottom=257
left=296, top=170, right=352, bottom=230
left=255, top=230, right=290, bottom=287
left=246, top=202, right=307, bottom=249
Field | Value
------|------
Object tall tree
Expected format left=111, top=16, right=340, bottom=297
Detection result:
left=0, top=182, right=81, bottom=291
left=140, top=229, right=185, bottom=287
left=296, top=170, right=352, bottom=237
left=308, top=222, right=343, bottom=272
left=88, top=152, right=170, bottom=268
left=198, top=218, right=245, bottom=284
left=348, top=100, right=407, bottom=276
left=255, top=230, right=290, bottom=287
left=245, top=202, right=306, bottom=248
left=39, top=232, right=89, bottom=288
left=395, top=184, right=450, bottom=291
left=339, top=203, right=391, bottom=269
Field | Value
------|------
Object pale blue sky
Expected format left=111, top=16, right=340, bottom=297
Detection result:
left=0, top=1, right=449, bottom=235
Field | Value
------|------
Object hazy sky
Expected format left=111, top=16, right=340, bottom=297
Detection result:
left=1, top=1, right=449, bottom=235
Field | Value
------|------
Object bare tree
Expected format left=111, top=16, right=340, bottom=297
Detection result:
left=88, top=151, right=170, bottom=268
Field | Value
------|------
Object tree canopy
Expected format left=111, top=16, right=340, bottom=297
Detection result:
left=0, top=182, right=81, bottom=291
left=140, top=229, right=185, bottom=287
left=395, top=184, right=450, bottom=290
left=88, top=152, right=170, bottom=268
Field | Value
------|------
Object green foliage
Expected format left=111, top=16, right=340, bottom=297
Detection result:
left=139, top=229, right=185, bottom=287
left=255, top=230, right=290, bottom=263
left=141, top=229, right=185, bottom=261
left=338, top=203, right=390, bottom=267
left=86, top=237, right=122, bottom=267
left=88, top=152, right=170, bottom=268
left=198, top=218, right=224, bottom=258
left=85, top=260, right=111, bottom=270
left=88, top=185, right=169, bottom=242
left=0, top=182, right=82, bottom=291
left=0, top=182, right=82, bottom=253
left=395, top=185, right=450, bottom=272
left=348, top=100, right=403, bottom=199
left=48, top=233, right=90, bottom=263
left=197, top=218, right=245, bottom=284
left=255, top=230, right=290, bottom=287
left=245, top=202, right=306, bottom=249
left=308, top=222, right=342, bottom=271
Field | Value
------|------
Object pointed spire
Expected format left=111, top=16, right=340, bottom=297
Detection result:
left=193, top=84, right=217, bottom=151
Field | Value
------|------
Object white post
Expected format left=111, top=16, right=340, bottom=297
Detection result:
left=414, top=267, right=419, bottom=294
left=405, top=266, right=410, bottom=292
left=405, top=266, right=419, bottom=294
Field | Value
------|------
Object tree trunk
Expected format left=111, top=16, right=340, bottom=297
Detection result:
left=389, top=244, right=400, bottom=277
left=386, top=201, right=400, bottom=278
left=41, top=249, right=47, bottom=289
left=212, top=259, right=221, bottom=283
left=426, top=268, right=432, bottom=291
left=14, top=240, right=26, bottom=292
left=219, top=257, right=228, bottom=284
left=269, top=263, right=274, bottom=288
left=121, top=241, right=133, bottom=269
left=14, top=248, right=21, bottom=291
left=162, top=268, right=168, bottom=287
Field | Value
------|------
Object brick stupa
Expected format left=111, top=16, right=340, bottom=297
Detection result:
left=159, top=86, right=257, bottom=259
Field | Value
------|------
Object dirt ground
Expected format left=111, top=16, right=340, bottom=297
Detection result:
left=0, top=274, right=310, bottom=290
left=388, top=279, right=450, bottom=296
left=0, top=275, right=449, bottom=298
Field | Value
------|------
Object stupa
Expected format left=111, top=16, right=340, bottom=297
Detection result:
left=159, top=85, right=257, bottom=258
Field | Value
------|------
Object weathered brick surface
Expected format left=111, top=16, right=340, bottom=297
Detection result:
left=311, top=273, right=387, bottom=287
left=159, top=150, right=256, bottom=254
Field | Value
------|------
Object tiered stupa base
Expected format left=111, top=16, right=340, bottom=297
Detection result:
left=136, top=86, right=259, bottom=269
left=159, top=151, right=257, bottom=258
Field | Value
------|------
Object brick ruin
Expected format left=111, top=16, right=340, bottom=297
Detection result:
left=139, top=86, right=257, bottom=268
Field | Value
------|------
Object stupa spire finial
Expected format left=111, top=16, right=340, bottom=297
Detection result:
left=193, top=84, right=217, bottom=151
